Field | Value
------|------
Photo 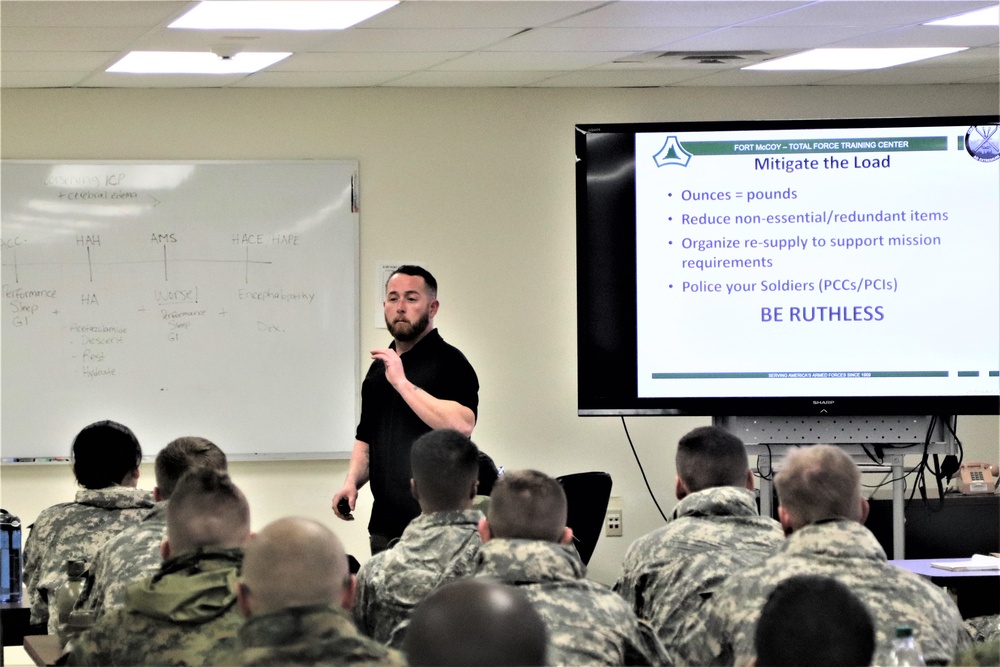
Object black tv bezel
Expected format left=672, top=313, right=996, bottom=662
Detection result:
left=576, top=115, right=1000, bottom=417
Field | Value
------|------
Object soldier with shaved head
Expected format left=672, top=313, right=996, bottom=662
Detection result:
left=404, top=578, right=548, bottom=666
left=228, top=517, right=404, bottom=666
left=68, top=468, right=250, bottom=666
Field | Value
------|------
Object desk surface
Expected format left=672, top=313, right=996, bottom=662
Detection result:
left=890, top=558, right=1000, bottom=578
left=22, top=636, right=62, bottom=667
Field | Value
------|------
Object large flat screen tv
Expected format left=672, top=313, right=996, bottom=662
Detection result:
left=576, top=116, right=1000, bottom=417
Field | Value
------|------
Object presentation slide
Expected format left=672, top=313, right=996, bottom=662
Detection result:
left=635, top=123, right=1000, bottom=399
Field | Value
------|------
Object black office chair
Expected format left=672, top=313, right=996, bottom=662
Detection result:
left=478, top=451, right=500, bottom=497
left=556, top=471, right=613, bottom=566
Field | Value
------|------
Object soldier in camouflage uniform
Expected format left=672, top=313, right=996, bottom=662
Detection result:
left=354, top=429, right=484, bottom=642
left=78, top=436, right=228, bottom=617
left=22, top=420, right=153, bottom=632
left=224, top=517, right=405, bottom=666
left=614, top=426, right=783, bottom=650
left=68, top=468, right=250, bottom=666
left=677, top=445, right=970, bottom=666
left=474, top=469, right=668, bottom=666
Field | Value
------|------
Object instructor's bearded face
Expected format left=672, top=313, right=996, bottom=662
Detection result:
left=386, top=308, right=431, bottom=343
left=384, top=272, right=436, bottom=344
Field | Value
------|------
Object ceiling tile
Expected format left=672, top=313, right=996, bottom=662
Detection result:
left=744, top=1, right=996, bottom=27
left=486, top=26, right=705, bottom=52
left=0, top=26, right=150, bottom=51
left=359, top=1, right=603, bottom=29
left=676, top=68, right=844, bottom=86
left=833, top=25, right=1000, bottom=49
left=310, top=27, right=519, bottom=52
left=271, top=51, right=456, bottom=72
left=0, top=71, right=91, bottom=87
left=79, top=71, right=248, bottom=87
left=0, top=1, right=187, bottom=27
left=819, top=66, right=997, bottom=85
left=661, top=25, right=884, bottom=51
left=431, top=50, right=631, bottom=70
left=2, top=51, right=118, bottom=71
left=531, top=68, right=710, bottom=87
left=233, top=70, right=407, bottom=87
left=384, top=69, right=558, bottom=86
left=551, top=1, right=808, bottom=28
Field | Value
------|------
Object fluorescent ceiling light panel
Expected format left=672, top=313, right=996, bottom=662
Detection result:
left=745, top=48, right=968, bottom=71
left=170, top=1, right=398, bottom=31
left=925, top=6, right=999, bottom=27
left=108, top=51, right=291, bottom=74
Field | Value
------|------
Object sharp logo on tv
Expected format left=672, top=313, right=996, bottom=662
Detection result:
left=966, top=125, right=1000, bottom=163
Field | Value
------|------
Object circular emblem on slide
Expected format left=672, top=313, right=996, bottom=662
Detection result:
left=965, top=125, right=1000, bottom=162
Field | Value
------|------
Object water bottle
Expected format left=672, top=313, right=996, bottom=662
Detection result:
left=888, top=624, right=926, bottom=667
left=53, top=559, right=87, bottom=641
left=0, top=508, right=22, bottom=603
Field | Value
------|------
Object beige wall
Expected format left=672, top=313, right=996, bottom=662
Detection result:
left=1, top=86, right=998, bottom=585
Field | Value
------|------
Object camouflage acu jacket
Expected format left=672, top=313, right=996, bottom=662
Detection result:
left=614, top=486, right=783, bottom=649
left=474, top=538, right=667, bottom=666
left=78, top=501, right=167, bottom=617
left=678, top=520, right=970, bottom=666
left=224, top=604, right=406, bottom=666
left=354, top=509, right=483, bottom=642
left=67, top=547, right=244, bottom=666
left=22, top=485, right=155, bottom=629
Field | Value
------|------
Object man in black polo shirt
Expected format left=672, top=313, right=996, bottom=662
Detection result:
left=333, top=265, right=479, bottom=554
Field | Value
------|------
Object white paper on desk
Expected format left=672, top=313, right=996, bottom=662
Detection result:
left=931, top=554, right=1000, bottom=571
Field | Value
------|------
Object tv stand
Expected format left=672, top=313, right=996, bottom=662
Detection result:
left=714, top=415, right=957, bottom=559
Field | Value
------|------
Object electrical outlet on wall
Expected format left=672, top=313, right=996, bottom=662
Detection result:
left=605, top=509, right=623, bottom=537
left=605, top=496, right=624, bottom=537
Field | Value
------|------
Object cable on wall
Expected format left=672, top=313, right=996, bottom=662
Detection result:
left=621, top=416, right=669, bottom=522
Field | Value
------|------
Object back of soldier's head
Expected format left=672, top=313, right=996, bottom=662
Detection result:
left=166, top=468, right=250, bottom=554
left=155, top=436, right=228, bottom=499
left=755, top=575, right=875, bottom=667
left=774, top=445, right=862, bottom=525
left=404, top=578, right=547, bottom=666
left=675, top=426, right=750, bottom=493
left=240, top=517, right=349, bottom=615
left=487, top=469, right=566, bottom=542
left=411, top=429, right=480, bottom=510
left=72, top=420, right=142, bottom=489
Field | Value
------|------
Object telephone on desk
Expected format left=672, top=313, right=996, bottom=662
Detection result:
left=956, top=462, right=999, bottom=495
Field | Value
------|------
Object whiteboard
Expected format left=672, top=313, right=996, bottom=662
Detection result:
left=1, top=160, right=359, bottom=461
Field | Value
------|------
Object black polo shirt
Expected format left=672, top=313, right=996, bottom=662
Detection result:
left=356, top=329, right=479, bottom=539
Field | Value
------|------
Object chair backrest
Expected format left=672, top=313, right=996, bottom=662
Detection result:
left=477, top=451, right=500, bottom=497
left=556, top=471, right=613, bottom=566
